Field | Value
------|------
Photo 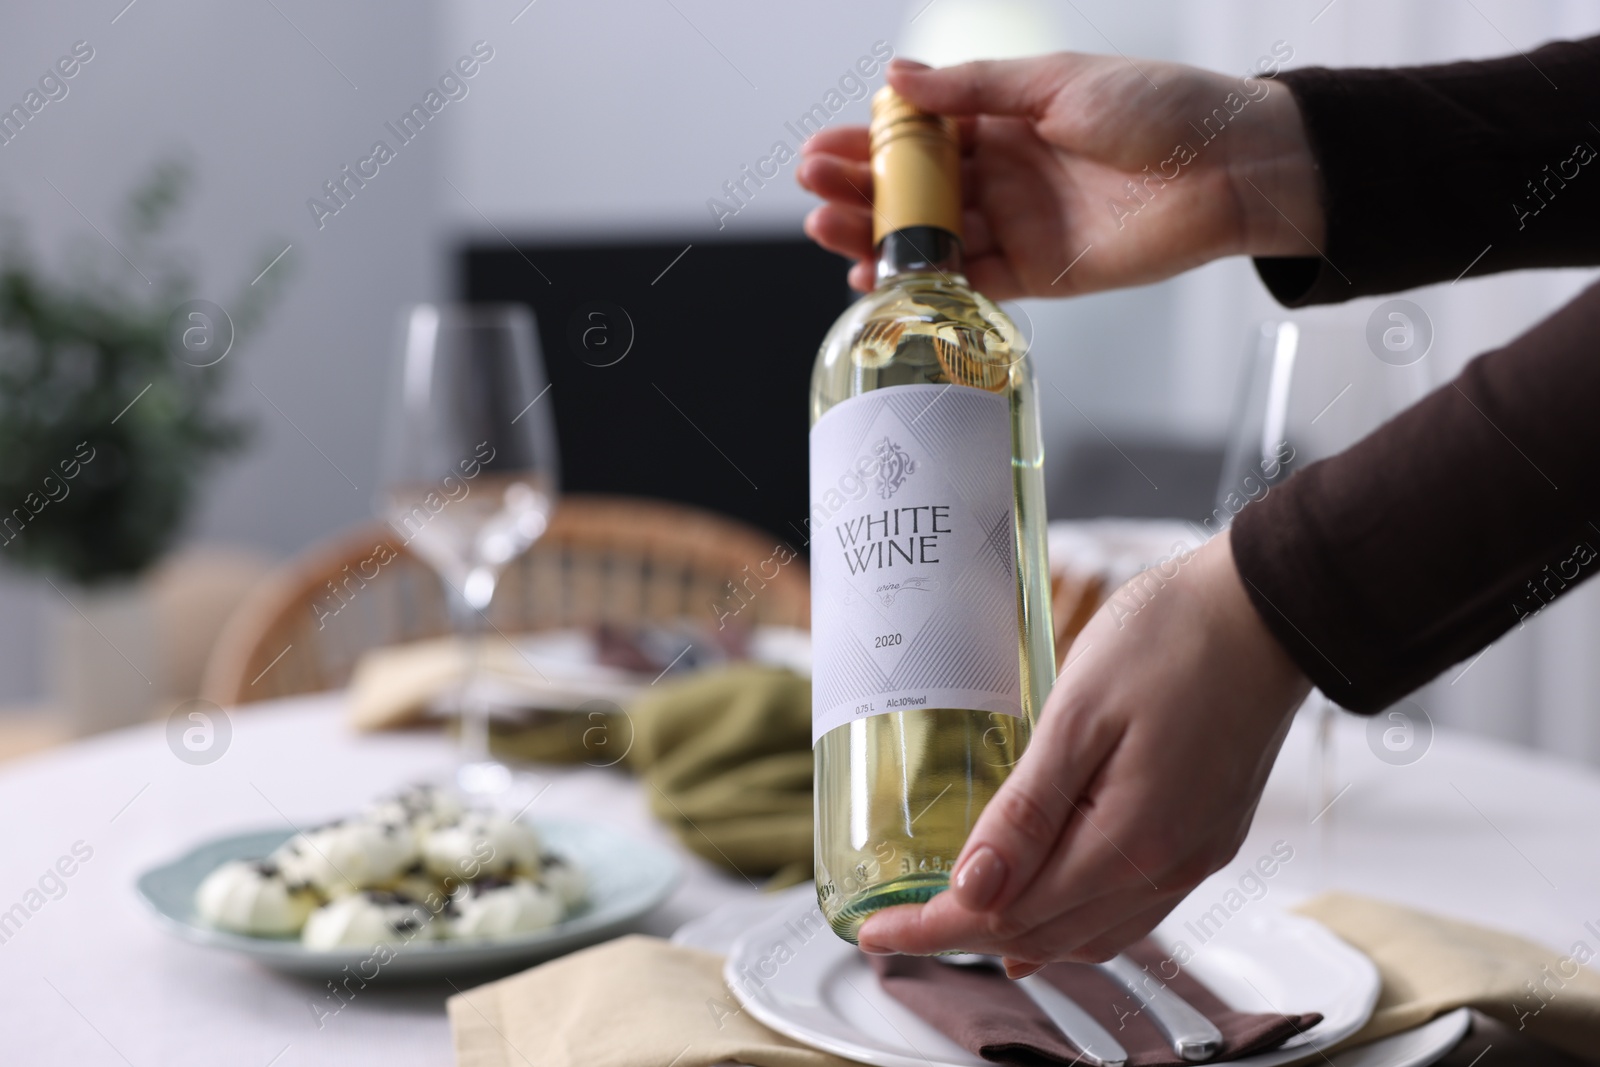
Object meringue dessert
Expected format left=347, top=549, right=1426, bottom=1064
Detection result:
left=272, top=818, right=417, bottom=898
left=366, top=782, right=466, bottom=833
left=443, top=877, right=562, bottom=940
left=192, top=783, right=585, bottom=949
left=536, top=851, right=587, bottom=909
left=419, top=812, right=541, bottom=881
left=301, top=890, right=437, bottom=949
left=195, top=859, right=319, bottom=936
left=391, top=863, right=455, bottom=915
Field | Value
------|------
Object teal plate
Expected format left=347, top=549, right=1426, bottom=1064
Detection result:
left=135, top=819, right=681, bottom=977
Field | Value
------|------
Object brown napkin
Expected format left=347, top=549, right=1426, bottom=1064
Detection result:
left=1297, top=893, right=1600, bottom=1061
left=871, top=939, right=1321, bottom=1066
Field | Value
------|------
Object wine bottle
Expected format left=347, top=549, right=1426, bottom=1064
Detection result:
left=810, top=87, right=1055, bottom=943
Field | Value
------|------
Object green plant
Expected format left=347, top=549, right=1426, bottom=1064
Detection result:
left=0, top=160, right=287, bottom=585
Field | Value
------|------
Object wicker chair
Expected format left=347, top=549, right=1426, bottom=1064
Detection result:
left=200, top=495, right=809, bottom=706
left=201, top=489, right=1113, bottom=707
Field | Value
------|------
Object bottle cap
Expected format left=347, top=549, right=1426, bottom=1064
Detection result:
left=869, top=86, right=961, bottom=245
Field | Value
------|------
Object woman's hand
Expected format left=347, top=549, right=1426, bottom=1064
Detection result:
left=799, top=54, right=1321, bottom=297
left=855, top=530, right=1311, bottom=971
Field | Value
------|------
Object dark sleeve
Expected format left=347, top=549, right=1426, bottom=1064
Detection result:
left=1231, top=281, right=1600, bottom=712
left=1252, top=36, right=1600, bottom=307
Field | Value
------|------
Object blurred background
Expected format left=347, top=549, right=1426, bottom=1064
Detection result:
left=2, top=0, right=1597, bottom=761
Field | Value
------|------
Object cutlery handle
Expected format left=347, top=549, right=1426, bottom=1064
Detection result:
left=1100, top=955, right=1223, bottom=1063
left=1016, top=975, right=1128, bottom=1067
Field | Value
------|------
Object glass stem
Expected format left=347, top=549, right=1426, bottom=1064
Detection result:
left=450, top=581, right=494, bottom=766
left=1312, top=693, right=1336, bottom=887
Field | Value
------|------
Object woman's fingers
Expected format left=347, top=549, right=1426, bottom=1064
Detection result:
left=1017, top=886, right=1188, bottom=963
left=796, top=111, right=979, bottom=160
left=961, top=208, right=995, bottom=259
left=858, top=864, right=1179, bottom=963
left=802, top=204, right=875, bottom=291
left=888, top=55, right=1074, bottom=120
left=998, top=895, right=1186, bottom=977
left=798, top=148, right=987, bottom=212
left=911, top=802, right=1175, bottom=959
left=963, top=251, right=1028, bottom=303
left=801, top=125, right=869, bottom=161
left=796, top=154, right=873, bottom=208
left=857, top=696, right=1126, bottom=956
left=803, top=204, right=872, bottom=261
left=944, top=659, right=1125, bottom=915
left=796, top=148, right=882, bottom=291
left=1065, top=897, right=1187, bottom=964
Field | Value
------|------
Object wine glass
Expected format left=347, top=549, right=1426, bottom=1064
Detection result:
left=1217, top=315, right=1434, bottom=883
left=376, top=303, right=559, bottom=797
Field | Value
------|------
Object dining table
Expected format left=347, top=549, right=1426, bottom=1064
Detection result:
left=2, top=688, right=1597, bottom=1066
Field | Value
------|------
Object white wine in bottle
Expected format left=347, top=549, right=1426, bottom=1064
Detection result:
left=810, top=87, right=1055, bottom=943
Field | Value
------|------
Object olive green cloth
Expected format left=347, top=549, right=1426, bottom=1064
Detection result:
left=491, top=664, right=815, bottom=888
left=1297, top=892, right=1600, bottom=1061
left=448, top=934, right=856, bottom=1067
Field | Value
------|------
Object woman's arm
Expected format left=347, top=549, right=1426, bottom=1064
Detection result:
left=1234, top=280, right=1600, bottom=711
left=1257, top=36, right=1600, bottom=305
left=1237, top=36, right=1600, bottom=708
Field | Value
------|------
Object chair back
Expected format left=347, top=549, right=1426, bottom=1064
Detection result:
left=200, top=495, right=808, bottom=705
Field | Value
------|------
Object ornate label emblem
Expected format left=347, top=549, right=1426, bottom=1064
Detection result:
left=873, top=436, right=916, bottom=499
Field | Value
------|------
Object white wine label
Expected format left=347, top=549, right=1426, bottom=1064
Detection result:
left=809, top=383, right=1021, bottom=744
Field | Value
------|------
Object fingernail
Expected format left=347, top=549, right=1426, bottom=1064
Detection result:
left=889, top=58, right=931, bottom=73
left=952, top=845, right=1007, bottom=909
left=1003, top=959, right=1044, bottom=980
left=857, top=923, right=892, bottom=955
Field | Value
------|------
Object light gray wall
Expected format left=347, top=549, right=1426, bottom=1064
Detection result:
left=0, top=0, right=444, bottom=702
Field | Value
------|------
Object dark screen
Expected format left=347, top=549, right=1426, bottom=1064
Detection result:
left=461, top=238, right=852, bottom=555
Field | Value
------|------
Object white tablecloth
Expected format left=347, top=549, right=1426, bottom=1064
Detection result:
left=2, top=692, right=1598, bottom=1065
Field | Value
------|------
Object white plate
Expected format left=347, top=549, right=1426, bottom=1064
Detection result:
left=1330, top=1010, right=1470, bottom=1067
left=136, top=818, right=680, bottom=978
left=720, top=899, right=1379, bottom=1067
left=680, top=897, right=1465, bottom=1067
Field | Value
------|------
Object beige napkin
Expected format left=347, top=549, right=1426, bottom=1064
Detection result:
left=347, top=633, right=643, bottom=731
left=1297, top=892, right=1600, bottom=1061
left=447, top=934, right=856, bottom=1067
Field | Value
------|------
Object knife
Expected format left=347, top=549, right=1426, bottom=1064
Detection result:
left=1097, top=954, right=1223, bottom=1062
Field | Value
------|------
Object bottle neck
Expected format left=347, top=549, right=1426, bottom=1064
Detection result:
left=874, top=225, right=964, bottom=286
